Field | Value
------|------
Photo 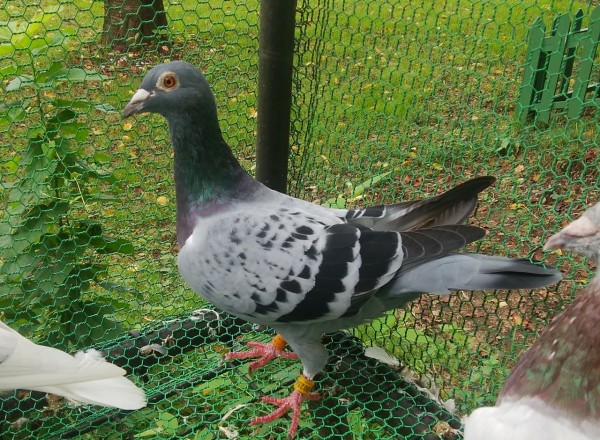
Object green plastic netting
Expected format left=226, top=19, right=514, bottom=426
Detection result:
left=1, top=1, right=598, bottom=439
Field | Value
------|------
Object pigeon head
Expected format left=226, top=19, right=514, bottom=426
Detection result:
left=123, top=61, right=218, bottom=123
left=122, top=61, right=256, bottom=246
left=545, top=202, right=600, bottom=259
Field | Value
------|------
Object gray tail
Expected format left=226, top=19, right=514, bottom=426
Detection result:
left=392, top=254, right=562, bottom=294
left=454, top=254, right=563, bottom=290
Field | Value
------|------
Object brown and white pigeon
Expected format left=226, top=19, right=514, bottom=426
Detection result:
left=464, top=202, right=600, bottom=440
left=0, top=321, right=146, bottom=410
left=123, top=61, right=561, bottom=438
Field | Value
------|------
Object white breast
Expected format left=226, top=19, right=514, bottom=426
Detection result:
left=464, top=397, right=600, bottom=440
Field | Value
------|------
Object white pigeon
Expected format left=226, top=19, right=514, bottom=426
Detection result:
left=123, top=61, right=561, bottom=438
left=464, top=202, right=600, bottom=440
left=0, top=321, right=147, bottom=410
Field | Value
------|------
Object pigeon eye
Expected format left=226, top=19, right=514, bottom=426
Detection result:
left=162, top=74, right=177, bottom=89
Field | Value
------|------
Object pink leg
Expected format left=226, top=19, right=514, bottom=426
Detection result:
left=250, top=376, right=320, bottom=439
left=225, top=334, right=299, bottom=373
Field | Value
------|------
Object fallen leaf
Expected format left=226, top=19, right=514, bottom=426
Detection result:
left=433, top=421, right=453, bottom=435
left=156, top=196, right=168, bottom=206
left=514, top=164, right=525, bottom=174
left=511, top=314, right=522, bottom=326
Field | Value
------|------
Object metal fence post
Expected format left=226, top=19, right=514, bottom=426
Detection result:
left=255, top=0, right=298, bottom=193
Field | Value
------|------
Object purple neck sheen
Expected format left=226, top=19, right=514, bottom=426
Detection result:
left=168, top=115, right=260, bottom=246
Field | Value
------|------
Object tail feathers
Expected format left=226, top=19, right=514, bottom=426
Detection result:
left=36, top=376, right=147, bottom=410
left=454, top=255, right=562, bottom=291
left=0, top=342, right=127, bottom=389
left=390, top=254, right=562, bottom=294
left=0, top=326, right=146, bottom=410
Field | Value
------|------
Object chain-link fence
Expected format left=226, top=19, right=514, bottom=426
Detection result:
left=1, top=0, right=598, bottom=438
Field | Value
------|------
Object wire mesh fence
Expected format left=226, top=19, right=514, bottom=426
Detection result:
left=1, top=0, right=598, bottom=438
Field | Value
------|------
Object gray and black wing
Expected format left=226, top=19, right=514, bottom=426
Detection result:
left=344, top=176, right=495, bottom=231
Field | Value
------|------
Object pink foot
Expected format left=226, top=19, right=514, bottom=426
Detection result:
left=225, top=335, right=298, bottom=373
left=251, top=389, right=320, bottom=439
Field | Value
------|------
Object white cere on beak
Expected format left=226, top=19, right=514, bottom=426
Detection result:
left=129, top=88, right=151, bottom=105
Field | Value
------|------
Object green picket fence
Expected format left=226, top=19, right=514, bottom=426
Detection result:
left=519, top=6, right=600, bottom=123
left=1, top=1, right=599, bottom=439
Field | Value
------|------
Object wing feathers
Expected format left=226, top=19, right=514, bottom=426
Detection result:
left=345, top=176, right=495, bottom=231
left=179, top=198, right=558, bottom=327
left=398, top=225, right=485, bottom=272
left=277, top=224, right=362, bottom=322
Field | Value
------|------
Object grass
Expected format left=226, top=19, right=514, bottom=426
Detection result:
left=1, top=0, right=600, bottom=437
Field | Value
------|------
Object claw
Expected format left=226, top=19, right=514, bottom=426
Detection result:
left=250, top=375, right=320, bottom=439
left=224, top=334, right=299, bottom=373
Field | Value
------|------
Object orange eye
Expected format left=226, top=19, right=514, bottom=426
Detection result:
left=162, top=74, right=177, bottom=89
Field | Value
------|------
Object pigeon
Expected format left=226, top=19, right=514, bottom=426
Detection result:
left=123, top=61, right=561, bottom=438
left=464, top=202, right=600, bottom=440
left=0, top=321, right=147, bottom=410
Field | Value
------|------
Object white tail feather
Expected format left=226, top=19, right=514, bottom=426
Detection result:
left=0, top=321, right=146, bottom=410
left=37, top=376, right=147, bottom=410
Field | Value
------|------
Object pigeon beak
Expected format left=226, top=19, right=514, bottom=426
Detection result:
left=544, top=232, right=567, bottom=251
left=123, top=89, right=152, bottom=118
left=544, top=215, right=599, bottom=251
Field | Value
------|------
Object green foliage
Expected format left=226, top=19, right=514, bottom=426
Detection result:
left=0, top=7, right=66, bottom=50
left=355, top=311, right=509, bottom=413
left=322, top=171, right=391, bottom=208
left=0, top=8, right=130, bottom=349
left=346, top=410, right=371, bottom=439
left=453, top=350, right=507, bottom=410
left=134, top=411, right=180, bottom=438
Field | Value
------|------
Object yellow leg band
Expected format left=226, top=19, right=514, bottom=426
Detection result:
left=271, top=334, right=287, bottom=351
left=294, top=375, right=315, bottom=396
